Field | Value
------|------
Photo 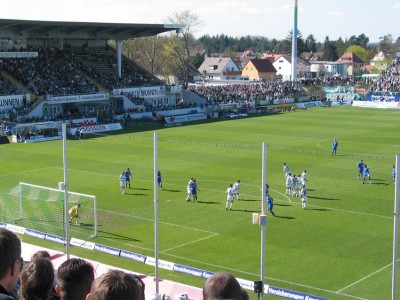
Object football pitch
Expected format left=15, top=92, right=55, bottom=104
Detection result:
left=0, top=106, right=399, bottom=299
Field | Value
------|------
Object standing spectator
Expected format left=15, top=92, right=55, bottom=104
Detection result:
left=356, top=160, right=364, bottom=179
left=19, top=257, right=54, bottom=300
left=225, top=184, right=234, bottom=210
left=232, top=180, right=240, bottom=200
left=68, top=204, right=80, bottom=225
left=157, top=171, right=163, bottom=190
left=87, top=270, right=143, bottom=300
left=54, top=258, right=94, bottom=300
left=332, top=139, right=338, bottom=155
left=185, top=178, right=194, bottom=202
left=125, top=168, right=132, bottom=189
left=202, top=272, right=242, bottom=300
left=119, top=171, right=126, bottom=195
left=266, top=194, right=276, bottom=216
left=0, top=228, right=22, bottom=300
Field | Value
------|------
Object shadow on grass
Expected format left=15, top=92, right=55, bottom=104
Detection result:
left=309, top=196, right=338, bottom=201
left=97, top=230, right=142, bottom=242
left=238, top=199, right=259, bottom=202
left=195, top=201, right=220, bottom=205
left=275, top=203, right=292, bottom=207
left=124, top=192, right=148, bottom=196
left=305, top=208, right=332, bottom=212
left=274, top=215, right=295, bottom=219
left=160, top=188, right=182, bottom=192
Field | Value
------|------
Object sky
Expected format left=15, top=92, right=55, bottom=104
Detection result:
left=0, top=0, right=399, bottom=43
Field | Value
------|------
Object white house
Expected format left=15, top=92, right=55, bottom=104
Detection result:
left=272, top=55, right=311, bottom=80
left=196, top=57, right=241, bottom=82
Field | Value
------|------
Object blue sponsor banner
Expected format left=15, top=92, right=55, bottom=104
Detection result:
left=267, top=286, right=329, bottom=300
left=44, top=234, right=66, bottom=245
left=120, top=250, right=147, bottom=263
left=173, top=264, right=204, bottom=278
left=201, top=271, right=214, bottom=279
left=25, top=228, right=46, bottom=239
left=367, top=94, right=400, bottom=101
left=94, top=243, right=121, bottom=256
left=0, top=222, right=6, bottom=228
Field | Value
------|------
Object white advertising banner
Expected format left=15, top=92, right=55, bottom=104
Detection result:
left=47, top=93, right=109, bottom=104
left=0, top=94, right=31, bottom=110
left=69, top=123, right=122, bottom=135
left=352, top=101, right=400, bottom=109
left=112, top=86, right=166, bottom=98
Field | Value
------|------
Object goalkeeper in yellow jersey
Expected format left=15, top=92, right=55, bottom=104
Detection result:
left=69, top=203, right=81, bottom=225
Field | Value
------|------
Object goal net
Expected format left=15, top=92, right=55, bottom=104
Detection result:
left=0, top=182, right=97, bottom=240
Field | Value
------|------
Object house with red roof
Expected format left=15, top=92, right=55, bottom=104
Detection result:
left=336, top=52, right=366, bottom=76
left=241, top=58, right=277, bottom=81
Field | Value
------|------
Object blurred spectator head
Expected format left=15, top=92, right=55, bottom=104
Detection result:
left=0, top=228, right=22, bottom=294
left=203, top=272, right=242, bottom=300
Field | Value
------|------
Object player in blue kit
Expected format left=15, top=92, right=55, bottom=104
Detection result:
left=191, top=179, right=199, bottom=202
left=332, top=139, right=338, bottom=155
left=393, top=165, right=396, bottom=184
left=157, top=171, right=163, bottom=190
left=265, top=194, right=276, bottom=216
left=356, top=160, right=364, bottom=179
left=362, top=165, right=371, bottom=184
left=124, top=168, right=132, bottom=188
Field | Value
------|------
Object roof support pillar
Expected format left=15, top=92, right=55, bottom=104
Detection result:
left=116, top=40, right=122, bottom=78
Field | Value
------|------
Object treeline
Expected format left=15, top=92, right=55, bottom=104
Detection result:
left=197, top=32, right=398, bottom=62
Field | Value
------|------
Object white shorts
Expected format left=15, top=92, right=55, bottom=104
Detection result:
left=187, top=187, right=192, bottom=194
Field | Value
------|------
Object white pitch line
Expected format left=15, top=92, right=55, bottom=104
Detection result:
left=97, top=208, right=219, bottom=235
left=0, top=166, right=57, bottom=177
left=336, top=260, right=397, bottom=293
left=162, top=234, right=218, bottom=253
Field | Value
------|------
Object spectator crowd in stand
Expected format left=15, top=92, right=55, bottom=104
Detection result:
left=368, top=57, right=400, bottom=95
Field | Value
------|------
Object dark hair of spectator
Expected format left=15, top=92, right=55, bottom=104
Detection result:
left=88, top=270, right=142, bottom=300
left=56, top=258, right=95, bottom=300
left=19, top=257, right=54, bottom=300
left=203, top=271, right=242, bottom=300
left=0, top=228, right=21, bottom=279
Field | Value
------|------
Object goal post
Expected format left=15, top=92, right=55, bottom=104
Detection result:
left=5, top=182, right=97, bottom=240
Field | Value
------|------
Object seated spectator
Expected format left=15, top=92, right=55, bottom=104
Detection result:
left=0, top=228, right=22, bottom=300
left=19, top=257, right=54, bottom=300
left=86, top=270, right=144, bottom=300
left=203, top=272, right=242, bottom=300
left=54, top=258, right=94, bottom=300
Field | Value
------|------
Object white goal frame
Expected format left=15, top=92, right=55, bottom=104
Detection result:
left=18, top=182, right=97, bottom=238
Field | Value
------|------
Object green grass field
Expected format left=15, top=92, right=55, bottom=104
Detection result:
left=0, top=106, right=399, bottom=299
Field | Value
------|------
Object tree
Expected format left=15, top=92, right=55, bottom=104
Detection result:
left=164, top=10, right=203, bottom=89
left=282, top=30, right=306, bottom=54
left=322, top=36, right=338, bottom=61
left=345, top=45, right=371, bottom=63
left=348, top=34, right=369, bottom=48
left=304, top=34, right=317, bottom=52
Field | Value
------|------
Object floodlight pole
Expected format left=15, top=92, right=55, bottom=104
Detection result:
left=62, top=123, right=70, bottom=259
left=291, top=0, right=298, bottom=81
left=260, top=142, right=267, bottom=299
left=154, top=132, right=159, bottom=295
left=392, top=154, right=400, bottom=300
